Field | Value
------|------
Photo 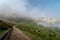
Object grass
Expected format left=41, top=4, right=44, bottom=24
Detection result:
left=0, top=30, right=7, bottom=36
left=16, top=22, right=60, bottom=40
left=0, top=20, right=15, bottom=37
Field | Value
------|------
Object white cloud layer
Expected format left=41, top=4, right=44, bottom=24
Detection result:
left=0, top=0, right=49, bottom=18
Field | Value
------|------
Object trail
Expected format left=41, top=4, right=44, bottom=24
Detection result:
left=9, top=26, right=31, bottom=40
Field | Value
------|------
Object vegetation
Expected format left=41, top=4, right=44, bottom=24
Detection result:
left=0, top=17, right=60, bottom=40
left=16, top=22, right=60, bottom=40
left=0, top=20, right=15, bottom=30
left=0, top=20, right=14, bottom=36
left=0, top=30, right=7, bottom=36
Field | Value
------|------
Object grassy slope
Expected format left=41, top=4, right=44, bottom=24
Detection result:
left=0, top=30, right=7, bottom=36
left=16, top=22, right=60, bottom=40
left=0, top=20, right=14, bottom=36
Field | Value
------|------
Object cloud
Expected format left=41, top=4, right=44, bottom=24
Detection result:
left=0, top=0, right=29, bottom=17
left=0, top=0, right=46, bottom=18
left=0, top=0, right=59, bottom=19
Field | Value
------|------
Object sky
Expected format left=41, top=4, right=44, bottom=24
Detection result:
left=0, top=0, right=60, bottom=19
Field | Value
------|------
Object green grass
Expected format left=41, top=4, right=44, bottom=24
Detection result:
left=0, top=30, right=7, bottom=36
left=16, top=22, right=60, bottom=40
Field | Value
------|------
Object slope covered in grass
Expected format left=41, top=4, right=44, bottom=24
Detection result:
left=0, top=20, right=14, bottom=36
left=16, top=22, right=60, bottom=40
left=0, top=30, right=7, bottom=36
left=0, top=20, right=15, bottom=29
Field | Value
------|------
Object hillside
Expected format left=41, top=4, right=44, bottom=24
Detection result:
left=0, top=16, right=33, bottom=24
left=0, top=20, right=15, bottom=37
left=0, top=18, right=60, bottom=40
left=0, top=20, right=15, bottom=29
left=16, top=22, right=60, bottom=40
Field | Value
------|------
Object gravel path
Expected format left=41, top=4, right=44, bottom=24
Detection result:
left=9, top=26, right=31, bottom=40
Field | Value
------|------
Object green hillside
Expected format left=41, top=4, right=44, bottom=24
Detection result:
left=16, top=22, right=60, bottom=40
left=0, top=20, right=15, bottom=29
left=0, top=20, right=14, bottom=36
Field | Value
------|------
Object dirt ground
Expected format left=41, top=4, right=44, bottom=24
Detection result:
left=9, top=26, right=31, bottom=40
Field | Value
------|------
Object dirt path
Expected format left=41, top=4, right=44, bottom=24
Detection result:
left=9, top=26, right=31, bottom=40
